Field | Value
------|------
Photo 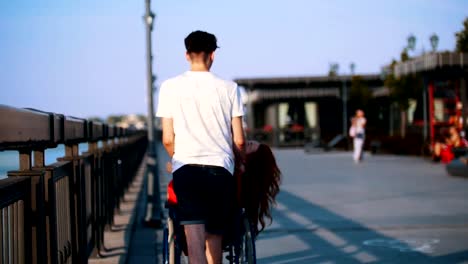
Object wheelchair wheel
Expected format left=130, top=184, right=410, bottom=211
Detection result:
left=162, top=217, right=183, bottom=264
left=238, top=214, right=257, bottom=264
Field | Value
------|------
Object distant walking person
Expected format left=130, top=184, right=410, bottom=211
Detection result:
left=350, top=109, right=366, bottom=163
left=156, top=30, right=245, bottom=264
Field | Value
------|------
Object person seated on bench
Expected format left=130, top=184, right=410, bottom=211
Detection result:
left=433, top=126, right=468, bottom=163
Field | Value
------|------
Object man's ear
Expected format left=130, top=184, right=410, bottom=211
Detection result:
left=185, top=52, right=191, bottom=62
left=210, top=51, right=215, bottom=61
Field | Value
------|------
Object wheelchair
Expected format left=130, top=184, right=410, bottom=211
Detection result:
left=162, top=181, right=257, bottom=264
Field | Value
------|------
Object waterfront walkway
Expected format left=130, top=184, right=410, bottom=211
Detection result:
left=95, top=148, right=468, bottom=264
left=257, top=150, right=468, bottom=264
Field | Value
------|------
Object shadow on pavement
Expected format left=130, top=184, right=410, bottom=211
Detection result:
left=257, top=190, right=468, bottom=264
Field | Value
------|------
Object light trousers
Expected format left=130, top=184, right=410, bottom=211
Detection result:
left=353, top=136, right=364, bottom=162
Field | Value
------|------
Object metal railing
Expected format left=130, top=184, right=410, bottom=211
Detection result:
left=0, top=177, right=32, bottom=264
left=393, top=52, right=468, bottom=78
left=0, top=105, right=148, bottom=264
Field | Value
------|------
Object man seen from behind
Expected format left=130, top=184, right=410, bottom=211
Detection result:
left=156, top=30, right=245, bottom=264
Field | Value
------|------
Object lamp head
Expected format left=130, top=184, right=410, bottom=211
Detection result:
left=407, top=34, right=416, bottom=51
left=350, top=63, right=356, bottom=75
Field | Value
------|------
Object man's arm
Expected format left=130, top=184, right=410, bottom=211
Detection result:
left=232, top=116, right=245, bottom=155
left=161, top=117, right=175, bottom=157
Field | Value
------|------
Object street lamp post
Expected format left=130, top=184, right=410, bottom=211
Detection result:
left=144, top=0, right=162, bottom=227
left=430, top=33, right=439, bottom=52
left=380, top=68, right=394, bottom=136
left=342, top=63, right=354, bottom=149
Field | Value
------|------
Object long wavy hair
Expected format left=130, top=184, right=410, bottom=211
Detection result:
left=239, top=143, right=281, bottom=234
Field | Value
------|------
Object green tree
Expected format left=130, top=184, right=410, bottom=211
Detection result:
left=107, top=115, right=124, bottom=124
left=349, top=75, right=372, bottom=111
left=328, top=63, right=339, bottom=77
left=400, top=49, right=409, bottom=62
left=385, top=56, right=423, bottom=138
left=137, top=114, right=148, bottom=122
left=88, top=116, right=104, bottom=123
left=455, top=17, right=468, bottom=52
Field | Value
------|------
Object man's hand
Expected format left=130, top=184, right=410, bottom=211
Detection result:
left=166, top=162, right=172, bottom=173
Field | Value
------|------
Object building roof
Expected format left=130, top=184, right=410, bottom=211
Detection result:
left=248, top=88, right=341, bottom=103
left=234, top=73, right=386, bottom=103
left=234, top=74, right=382, bottom=89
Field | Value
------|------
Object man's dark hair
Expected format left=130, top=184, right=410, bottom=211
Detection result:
left=184, top=30, right=218, bottom=54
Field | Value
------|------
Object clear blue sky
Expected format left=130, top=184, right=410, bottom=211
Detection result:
left=1, top=0, right=467, bottom=118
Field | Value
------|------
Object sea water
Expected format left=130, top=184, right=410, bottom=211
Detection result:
left=0, top=143, right=89, bottom=180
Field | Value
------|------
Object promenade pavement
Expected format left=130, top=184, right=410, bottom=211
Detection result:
left=93, top=147, right=468, bottom=263
left=257, top=150, right=468, bottom=264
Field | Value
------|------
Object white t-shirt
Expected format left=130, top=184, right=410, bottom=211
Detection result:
left=156, top=71, right=245, bottom=175
left=355, top=117, right=366, bottom=134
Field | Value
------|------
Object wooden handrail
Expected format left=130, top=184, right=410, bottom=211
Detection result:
left=0, top=104, right=148, bottom=264
left=0, top=105, right=51, bottom=150
left=0, top=105, right=141, bottom=151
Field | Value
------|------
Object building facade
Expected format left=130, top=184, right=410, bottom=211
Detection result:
left=235, top=74, right=385, bottom=147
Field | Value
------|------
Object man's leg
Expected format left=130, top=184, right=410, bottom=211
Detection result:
left=184, top=224, right=207, bottom=264
left=205, top=233, right=223, bottom=264
left=204, top=166, right=234, bottom=264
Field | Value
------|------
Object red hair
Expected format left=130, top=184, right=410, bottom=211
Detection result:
left=240, top=144, right=281, bottom=234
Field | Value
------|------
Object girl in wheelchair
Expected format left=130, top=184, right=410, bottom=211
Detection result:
left=163, top=141, right=281, bottom=263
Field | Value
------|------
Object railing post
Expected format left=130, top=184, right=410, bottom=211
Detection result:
left=64, top=142, right=82, bottom=263
left=32, top=149, right=48, bottom=264
left=88, top=139, right=101, bottom=258
left=103, top=136, right=115, bottom=228
left=87, top=121, right=107, bottom=258
left=19, top=149, right=32, bottom=171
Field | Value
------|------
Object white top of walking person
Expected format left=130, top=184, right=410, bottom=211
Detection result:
left=354, top=109, right=366, bottom=134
